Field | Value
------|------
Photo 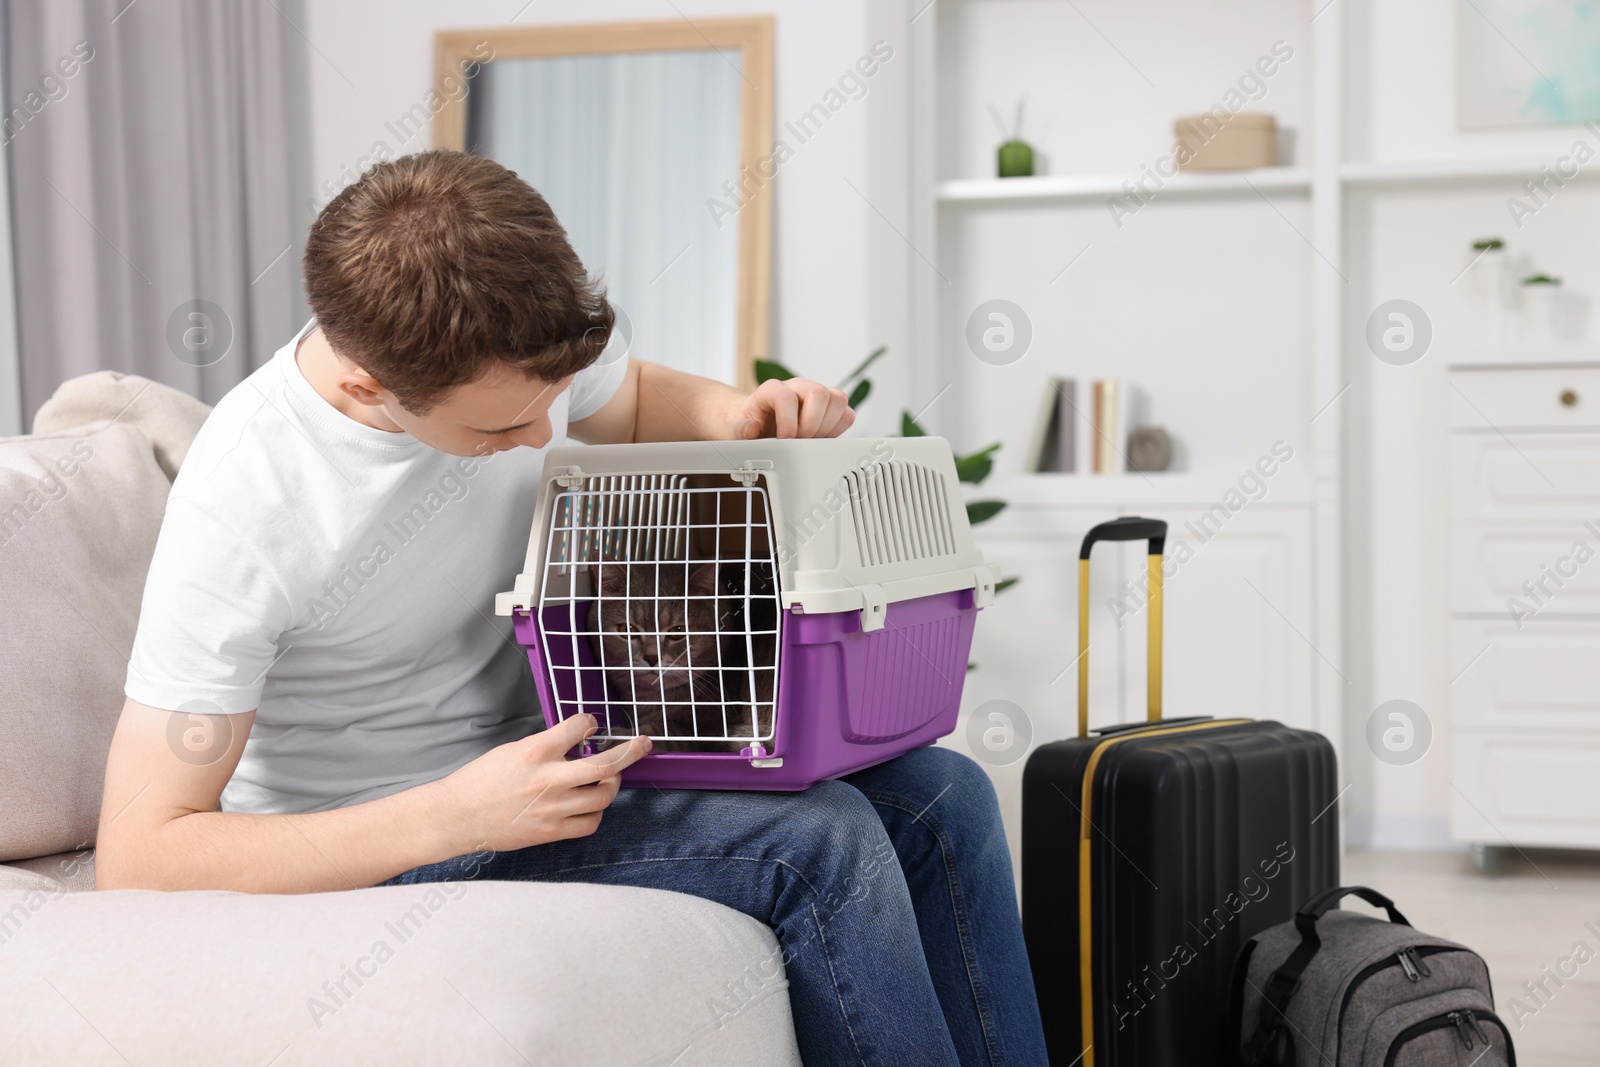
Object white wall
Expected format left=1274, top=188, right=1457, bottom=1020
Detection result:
left=940, top=0, right=1312, bottom=179
left=300, top=0, right=886, bottom=413
left=1344, top=0, right=1600, bottom=848
left=929, top=0, right=1317, bottom=475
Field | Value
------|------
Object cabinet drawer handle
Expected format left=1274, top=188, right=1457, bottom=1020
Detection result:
left=1560, top=389, right=1578, bottom=407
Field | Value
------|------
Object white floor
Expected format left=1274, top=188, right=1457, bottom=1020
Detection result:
left=1344, top=847, right=1600, bottom=1066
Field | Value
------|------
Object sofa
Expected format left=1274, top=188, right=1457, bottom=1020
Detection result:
left=0, top=373, right=802, bottom=1066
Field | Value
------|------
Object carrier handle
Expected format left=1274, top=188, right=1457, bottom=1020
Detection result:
left=1244, top=888, right=1412, bottom=1066
left=1077, top=517, right=1167, bottom=739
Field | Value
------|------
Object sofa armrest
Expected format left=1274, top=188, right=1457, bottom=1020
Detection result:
left=0, top=881, right=800, bottom=1066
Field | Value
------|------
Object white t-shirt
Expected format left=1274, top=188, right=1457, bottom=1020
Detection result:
left=125, top=318, right=629, bottom=815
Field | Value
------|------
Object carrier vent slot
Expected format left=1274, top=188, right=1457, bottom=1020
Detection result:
left=842, top=460, right=957, bottom=567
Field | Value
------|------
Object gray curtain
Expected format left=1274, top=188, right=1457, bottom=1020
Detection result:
left=5, top=0, right=309, bottom=425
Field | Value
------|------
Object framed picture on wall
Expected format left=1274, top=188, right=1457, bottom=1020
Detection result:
left=1457, top=0, right=1600, bottom=128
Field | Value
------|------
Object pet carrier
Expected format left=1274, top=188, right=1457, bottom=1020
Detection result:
left=495, top=437, right=1000, bottom=789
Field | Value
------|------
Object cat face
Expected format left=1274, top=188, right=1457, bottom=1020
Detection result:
left=593, top=560, right=725, bottom=700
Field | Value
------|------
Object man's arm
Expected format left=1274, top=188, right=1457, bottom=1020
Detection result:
left=95, top=698, right=649, bottom=893
left=570, top=359, right=854, bottom=445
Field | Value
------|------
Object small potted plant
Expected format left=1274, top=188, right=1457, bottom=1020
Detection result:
left=1470, top=238, right=1507, bottom=341
left=1520, top=272, right=1562, bottom=342
left=988, top=97, right=1035, bottom=178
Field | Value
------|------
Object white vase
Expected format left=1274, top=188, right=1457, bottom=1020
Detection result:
left=1521, top=284, right=1560, bottom=342
left=1474, top=248, right=1509, bottom=341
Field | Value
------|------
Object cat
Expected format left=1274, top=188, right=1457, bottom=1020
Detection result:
left=589, top=556, right=777, bottom=753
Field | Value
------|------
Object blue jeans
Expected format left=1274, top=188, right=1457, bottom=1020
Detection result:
left=383, top=745, right=1047, bottom=1066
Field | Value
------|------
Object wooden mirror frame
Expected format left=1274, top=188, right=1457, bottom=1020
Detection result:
left=434, top=17, right=774, bottom=390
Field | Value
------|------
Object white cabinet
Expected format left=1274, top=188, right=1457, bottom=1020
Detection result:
left=1451, top=734, right=1600, bottom=851
left=1448, top=360, right=1600, bottom=854
left=1451, top=619, right=1600, bottom=733
left=1123, top=505, right=1315, bottom=731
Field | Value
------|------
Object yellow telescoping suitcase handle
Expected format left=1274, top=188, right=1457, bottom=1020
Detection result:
left=1077, top=516, right=1166, bottom=738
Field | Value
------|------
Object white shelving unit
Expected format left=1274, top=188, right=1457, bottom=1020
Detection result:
left=862, top=0, right=1600, bottom=864
left=1340, top=158, right=1600, bottom=186
left=936, top=166, right=1312, bottom=205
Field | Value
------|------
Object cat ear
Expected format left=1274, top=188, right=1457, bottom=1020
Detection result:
left=596, top=557, right=624, bottom=596
left=689, top=562, right=721, bottom=597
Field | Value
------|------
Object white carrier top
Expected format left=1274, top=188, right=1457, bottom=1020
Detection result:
left=495, top=437, right=999, bottom=631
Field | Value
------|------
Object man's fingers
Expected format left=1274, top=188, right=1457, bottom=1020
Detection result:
left=562, top=772, right=623, bottom=814
left=770, top=387, right=799, bottom=439
left=816, top=387, right=852, bottom=438
left=827, top=404, right=856, bottom=438
left=569, top=734, right=651, bottom=783
left=531, top=713, right=598, bottom=756
left=741, top=381, right=857, bottom=441
left=561, top=811, right=604, bottom=840
left=796, top=383, right=832, bottom=438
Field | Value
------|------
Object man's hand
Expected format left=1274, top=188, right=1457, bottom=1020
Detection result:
left=433, top=714, right=650, bottom=854
left=731, top=378, right=855, bottom=440
left=571, top=362, right=856, bottom=446
left=95, top=699, right=649, bottom=893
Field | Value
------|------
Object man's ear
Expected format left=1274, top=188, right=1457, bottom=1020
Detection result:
left=334, top=358, right=389, bottom=409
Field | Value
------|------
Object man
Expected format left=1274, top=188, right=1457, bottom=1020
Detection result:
left=97, top=150, right=1046, bottom=1065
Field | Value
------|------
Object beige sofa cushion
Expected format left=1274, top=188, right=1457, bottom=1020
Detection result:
left=0, top=420, right=173, bottom=861
left=34, top=370, right=211, bottom=481
left=0, top=849, right=95, bottom=892
left=0, top=880, right=802, bottom=1066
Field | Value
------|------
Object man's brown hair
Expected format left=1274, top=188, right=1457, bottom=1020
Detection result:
left=303, top=150, right=613, bottom=414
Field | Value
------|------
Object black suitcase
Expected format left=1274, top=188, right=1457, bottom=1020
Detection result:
left=1022, top=517, right=1340, bottom=1067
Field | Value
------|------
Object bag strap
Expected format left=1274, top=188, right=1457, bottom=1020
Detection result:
left=1228, top=938, right=1257, bottom=1063
left=1240, top=887, right=1411, bottom=1066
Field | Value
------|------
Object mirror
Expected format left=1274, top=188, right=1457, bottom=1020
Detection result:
left=435, top=19, right=773, bottom=389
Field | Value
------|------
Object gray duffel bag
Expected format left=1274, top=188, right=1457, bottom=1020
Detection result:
left=1231, top=886, right=1514, bottom=1066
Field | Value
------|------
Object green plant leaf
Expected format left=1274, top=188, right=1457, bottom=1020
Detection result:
left=900, top=411, right=927, bottom=437
left=1471, top=237, right=1505, bottom=251
left=967, top=661, right=978, bottom=672
left=955, top=454, right=993, bottom=484
left=839, top=345, right=888, bottom=386
left=755, top=359, right=796, bottom=383
left=994, top=576, right=1019, bottom=594
left=1521, top=273, right=1561, bottom=286
left=848, top=379, right=872, bottom=408
left=954, top=442, right=1002, bottom=484
left=966, top=500, right=1006, bottom=525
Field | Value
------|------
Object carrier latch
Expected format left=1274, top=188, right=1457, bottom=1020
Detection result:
left=552, top=465, right=586, bottom=489
left=730, top=459, right=773, bottom=485
left=973, top=566, right=999, bottom=608
left=857, top=583, right=888, bottom=632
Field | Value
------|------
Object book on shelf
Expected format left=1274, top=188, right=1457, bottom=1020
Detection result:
left=1028, top=378, right=1088, bottom=473
left=1095, top=379, right=1132, bottom=474
left=1030, top=377, right=1094, bottom=473
left=1030, top=377, right=1138, bottom=475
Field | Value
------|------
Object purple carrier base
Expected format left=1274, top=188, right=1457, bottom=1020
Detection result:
left=513, top=589, right=978, bottom=790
